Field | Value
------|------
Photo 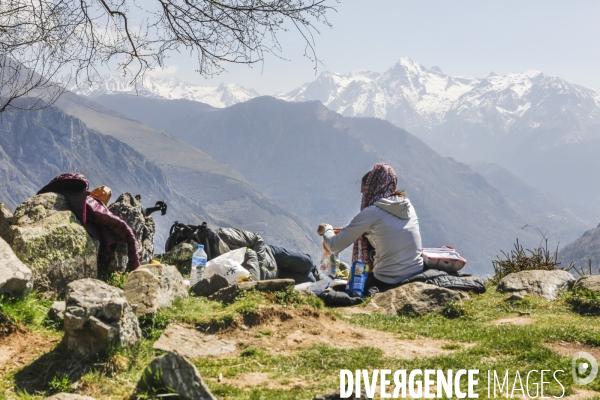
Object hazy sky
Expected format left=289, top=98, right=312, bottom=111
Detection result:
left=146, top=0, right=600, bottom=94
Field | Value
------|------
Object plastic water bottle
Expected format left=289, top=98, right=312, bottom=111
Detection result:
left=190, top=244, right=207, bottom=286
left=346, top=261, right=369, bottom=298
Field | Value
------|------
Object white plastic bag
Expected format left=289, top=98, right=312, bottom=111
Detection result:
left=203, top=247, right=250, bottom=284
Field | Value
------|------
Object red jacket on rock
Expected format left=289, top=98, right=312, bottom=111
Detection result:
left=37, top=173, right=140, bottom=271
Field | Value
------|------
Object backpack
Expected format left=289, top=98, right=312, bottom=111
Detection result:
left=164, top=221, right=222, bottom=261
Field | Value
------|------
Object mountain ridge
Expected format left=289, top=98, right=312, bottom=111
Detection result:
left=65, top=75, right=260, bottom=108
left=0, top=93, right=320, bottom=257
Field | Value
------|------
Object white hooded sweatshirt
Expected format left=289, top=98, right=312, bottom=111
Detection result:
left=323, top=195, right=424, bottom=284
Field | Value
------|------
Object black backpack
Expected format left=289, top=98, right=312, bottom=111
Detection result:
left=164, top=221, right=222, bottom=261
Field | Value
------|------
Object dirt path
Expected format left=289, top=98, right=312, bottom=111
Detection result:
left=214, top=306, right=473, bottom=359
left=545, top=341, right=600, bottom=361
left=0, top=329, right=59, bottom=374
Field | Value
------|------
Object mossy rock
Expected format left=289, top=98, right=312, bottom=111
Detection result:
left=9, top=193, right=98, bottom=298
left=158, top=241, right=197, bottom=275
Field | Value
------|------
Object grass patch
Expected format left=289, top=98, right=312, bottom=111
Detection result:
left=566, top=288, right=600, bottom=315
left=0, top=293, right=53, bottom=333
left=2, top=284, right=600, bottom=398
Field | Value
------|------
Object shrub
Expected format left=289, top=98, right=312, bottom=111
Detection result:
left=48, top=373, right=72, bottom=394
left=490, top=238, right=568, bottom=284
left=441, top=299, right=468, bottom=319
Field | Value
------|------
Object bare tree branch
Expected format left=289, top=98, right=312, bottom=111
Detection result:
left=0, top=0, right=338, bottom=112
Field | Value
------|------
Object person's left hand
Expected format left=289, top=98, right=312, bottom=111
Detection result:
left=317, top=223, right=328, bottom=236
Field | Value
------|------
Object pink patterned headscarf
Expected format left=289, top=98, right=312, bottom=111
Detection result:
left=352, top=163, right=398, bottom=265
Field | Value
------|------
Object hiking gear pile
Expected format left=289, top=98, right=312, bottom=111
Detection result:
left=38, top=173, right=140, bottom=271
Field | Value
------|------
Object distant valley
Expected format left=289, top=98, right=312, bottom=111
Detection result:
left=77, top=60, right=600, bottom=211
left=89, top=94, right=595, bottom=274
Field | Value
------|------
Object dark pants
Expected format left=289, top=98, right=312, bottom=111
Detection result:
left=268, top=244, right=316, bottom=284
left=364, top=273, right=402, bottom=296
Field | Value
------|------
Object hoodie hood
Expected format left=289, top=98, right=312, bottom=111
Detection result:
left=374, top=195, right=412, bottom=220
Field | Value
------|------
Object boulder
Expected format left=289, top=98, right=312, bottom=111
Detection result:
left=160, top=241, right=197, bottom=275
left=153, top=324, right=236, bottom=358
left=48, top=301, right=66, bottom=322
left=497, top=270, right=576, bottom=301
left=191, top=274, right=229, bottom=297
left=0, top=203, right=12, bottom=242
left=9, top=193, right=98, bottom=297
left=123, top=263, right=188, bottom=316
left=365, top=282, right=469, bottom=316
left=100, top=193, right=155, bottom=272
left=64, top=279, right=141, bottom=358
left=209, top=279, right=295, bottom=303
left=573, top=275, right=600, bottom=292
left=136, top=352, right=216, bottom=400
left=0, top=237, right=32, bottom=296
left=44, top=394, right=96, bottom=400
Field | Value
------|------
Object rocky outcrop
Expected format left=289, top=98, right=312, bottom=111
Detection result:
left=209, top=279, right=295, bottom=303
left=136, top=352, right=216, bottom=400
left=64, top=279, right=141, bottom=357
left=365, top=282, right=469, bottom=316
left=0, top=203, right=12, bottom=242
left=573, top=275, right=600, bottom=292
left=99, top=193, right=155, bottom=272
left=8, top=193, right=98, bottom=297
left=0, top=237, right=32, bottom=296
left=497, top=270, right=576, bottom=301
left=160, top=241, right=196, bottom=275
left=109, top=193, right=155, bottom=264
left=191, top=274, right=229, bottom=297
left=153, top=324, right=236, bottom=358
left=123, top=263, right=187, bottom=316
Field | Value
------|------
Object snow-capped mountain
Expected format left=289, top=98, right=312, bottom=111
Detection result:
left=67, top=75, right=260, bottom=108
left=280, top=58, right=600, bottom=209
left=279, top=58, right=600, bottom=160
left=279, top=58, right=479, bottom=130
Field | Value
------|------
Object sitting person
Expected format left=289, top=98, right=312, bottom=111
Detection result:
left=318, top=163, right=423, bottom=294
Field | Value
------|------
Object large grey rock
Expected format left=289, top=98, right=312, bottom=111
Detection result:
left=8, top=193, right=98, bottom=297
left=365, top=282, right=469, bottom=316
left=0, top=237, right=32, bottom=296
left=64, top=279, right=141, bottom=357
left=209, top=279, right=295, bottom=303
left=0, top=203, right=12, bottom=242
left=123, top=263, right=188, bottom=316
left=44, top=394, right=96, bottom=400
left=497, top=270, right=576, bottom=301
left=99, top=193, right=155, bottom=272
left=573, top=275, right=600, bottom=292
left=191, top=274, right=230, bottom=297
left=153, top=324, right=236, bottom=358
left=136, top=352, right=216, bottom=400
